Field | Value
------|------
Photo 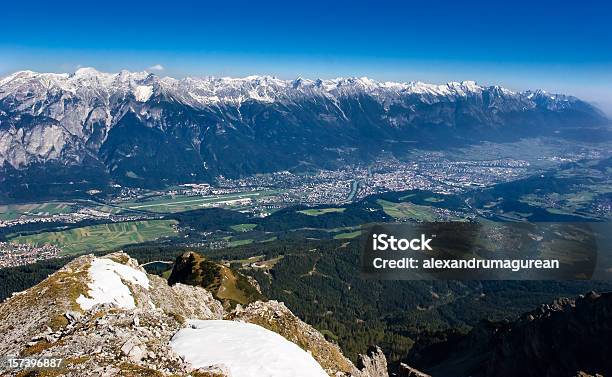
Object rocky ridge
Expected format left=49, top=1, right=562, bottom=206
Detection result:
left=414, top=291, right=612, bottom=377
left=0, top=252, right=394, bottom=377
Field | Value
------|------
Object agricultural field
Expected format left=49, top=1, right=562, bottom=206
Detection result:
left=9, top=220, right=178, bottom=255
left=519, top=189, right=610, bottom=220
left=86, top=204, right=128, bottom=215
left=225, top=255, right=265, bottom=266
left=297, top=207, right=346, bottom=216
left=230, top=223, right=258, bottom=232
left=0, top=202, right=76, bottom=220
left=377, top=199, right=437, bottom=221
left=228, top=238, right=254, bottom=247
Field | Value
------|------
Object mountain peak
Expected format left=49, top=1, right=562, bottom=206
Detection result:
left=73, top=67, right=102, bottom=77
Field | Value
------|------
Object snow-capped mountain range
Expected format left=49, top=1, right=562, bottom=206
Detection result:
left=0, top=67, right=589, bottom=111
left=0, top=68, right=607, bottom=197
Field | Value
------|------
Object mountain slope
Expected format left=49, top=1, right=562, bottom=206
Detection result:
left=412, top=291, right=612, bottom=377
left=0, top=69, right=607, bottom=198
left=168, top=251, right=265, bottom=309
left=0, top=252, right=392, bottom=377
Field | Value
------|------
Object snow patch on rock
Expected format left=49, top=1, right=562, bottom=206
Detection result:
left=170, top=320, right=328, bottom=377
left=134, top=85, right=153, bottom=102
left=77, top=257, right=150, bottom=310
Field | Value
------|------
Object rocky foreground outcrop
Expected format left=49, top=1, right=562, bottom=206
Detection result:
left=0, top=252, right=392, bottom=377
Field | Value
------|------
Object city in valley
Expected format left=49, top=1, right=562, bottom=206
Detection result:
left=1, top=142, right=609, bottom=268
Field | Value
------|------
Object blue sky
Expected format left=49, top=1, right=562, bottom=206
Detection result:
left=1, top=0, right=611, bottom=112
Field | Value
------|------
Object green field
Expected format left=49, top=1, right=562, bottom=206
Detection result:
left=333, top=230, right=362, bottom=239
left=377, top=199, right=437, bottom=221
left=230, top=223, right=258, bottom=232
left=118, top=190, right=282, bottom=213
left=0, top=202, right=76, bottom=220
left=298, top=207, right=346, bottom=216
left=9, top=220, right=178, bottom=255
left=228, top=238, right=254, bottom=247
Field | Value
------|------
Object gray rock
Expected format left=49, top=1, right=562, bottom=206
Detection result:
left=121, top=337, right=146, bottom=363
left=65, top=310, right=82, bottom=323
left=398, top=363, right=431, bottom=377
left=358, top=346, right=388, bottom=377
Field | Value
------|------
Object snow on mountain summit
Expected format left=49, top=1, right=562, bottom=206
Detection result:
left=0, top=68, right=559, bottom=108
left=76, top=257, right=150, bottom=310
left=134, top=85, right=154, bottom=102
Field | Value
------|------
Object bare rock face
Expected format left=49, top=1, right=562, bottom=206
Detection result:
left=230, top=300, right=389, bottom=377
left=147, top=274, right=225, bottom=320
left=0, top=253, right=95, bottom=357
left=356, top=346, right=389, bottom=377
